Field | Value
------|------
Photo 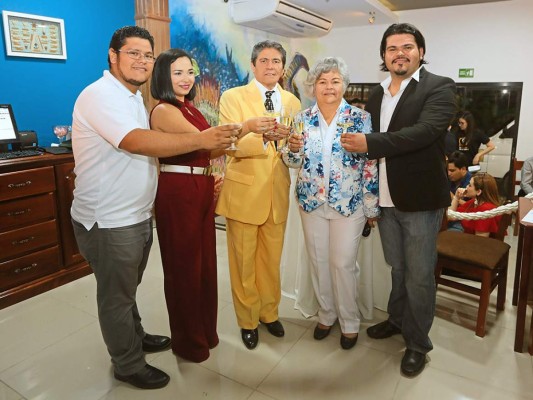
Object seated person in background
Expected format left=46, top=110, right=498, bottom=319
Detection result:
left=448, top=151, right=471, bottom=201
left=455, top=111, right=495, bottom=165
left=449, top=172, right=501, bottom=237
left=519, top=156, right=533, bottom=196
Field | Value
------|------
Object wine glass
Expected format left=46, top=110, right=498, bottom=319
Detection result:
left=53, top=125, right=70, bottom=144
left=279, top=107, right=294, bottom=153
left=225, top=123, right=242, bottom=151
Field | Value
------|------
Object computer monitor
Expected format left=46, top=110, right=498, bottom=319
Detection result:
left=0, top=104, right=21, bottom=146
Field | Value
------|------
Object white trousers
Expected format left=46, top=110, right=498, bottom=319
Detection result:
left=299, top=205, right=366, bottom=333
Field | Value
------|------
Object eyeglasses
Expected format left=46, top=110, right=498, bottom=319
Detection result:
left=116, top=49, right=156, bottom=63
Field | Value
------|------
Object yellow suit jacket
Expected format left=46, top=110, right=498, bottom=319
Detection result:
left=215, top=81, right=301, bottom=225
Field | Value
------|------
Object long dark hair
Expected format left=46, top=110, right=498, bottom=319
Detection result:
left=379, top=23, right=428, bottom=72
left=457, top=111, right=477, bottom=145
left=150, top=48, right=197, bottom=108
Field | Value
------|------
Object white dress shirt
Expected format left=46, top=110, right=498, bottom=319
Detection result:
left=378, top=67, right=421, bottom=207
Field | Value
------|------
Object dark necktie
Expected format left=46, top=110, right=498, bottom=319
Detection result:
left=264, top=90, right=275, bottom=112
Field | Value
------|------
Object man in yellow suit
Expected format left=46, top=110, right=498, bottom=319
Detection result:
left=216, top=40, right=301, bottom=349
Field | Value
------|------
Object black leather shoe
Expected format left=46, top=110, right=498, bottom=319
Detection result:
left=340, top=333, right=358, bottom=350
left=262, top=320, right=285, bottom=337
left=367, top=320, right=401, bottom=339
left=142, top=333, right=171, bottom=353
left=313, top=325, right=332, bottom=340
left=114, top=364, right=170, bottom=389
left=241, top=328, right=259, bottom=349
left=401, top=349, right=426, bottom=377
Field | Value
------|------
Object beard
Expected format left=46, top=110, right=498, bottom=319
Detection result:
left=123, top=77, right=147, bottom=86
left=115, top=58, right=149, bottom=87
left=391, top=57, right=409, bottom=75
left=393, top=69, right=408, bottom=76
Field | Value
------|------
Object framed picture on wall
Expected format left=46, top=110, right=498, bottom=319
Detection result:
left=2, top=10, right=67, bottom=60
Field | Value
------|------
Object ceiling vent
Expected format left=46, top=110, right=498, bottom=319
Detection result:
left=229, top=0, right=332, bottom=38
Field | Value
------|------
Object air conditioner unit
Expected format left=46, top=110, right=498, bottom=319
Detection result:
left=229, top=0, right=332, bottom=38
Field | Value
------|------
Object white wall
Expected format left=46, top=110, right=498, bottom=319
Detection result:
left=309, top=0, right=533, bottom=160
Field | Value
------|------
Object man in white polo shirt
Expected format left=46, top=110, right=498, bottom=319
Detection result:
left=71, top=26, right=237, bottom=390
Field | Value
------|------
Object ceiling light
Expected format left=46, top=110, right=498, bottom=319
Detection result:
left=368, top=11, right=376, bottom=24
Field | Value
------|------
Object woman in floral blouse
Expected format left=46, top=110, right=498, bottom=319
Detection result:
left=283, top=57, right=379, bottom=349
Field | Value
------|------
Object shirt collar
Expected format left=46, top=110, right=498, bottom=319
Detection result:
left=311, top=98, right=348, bottom=116
left=103, top=70, right=143, bottom=100
left=253, top=79, right=279, bottom=98
left=380, top=66, right=422, bottom=91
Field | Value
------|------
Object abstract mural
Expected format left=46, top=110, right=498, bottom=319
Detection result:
left=169, top=0, right=315, bottom=125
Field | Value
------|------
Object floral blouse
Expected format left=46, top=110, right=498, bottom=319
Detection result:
left=283, top=99, right=379, bottom=218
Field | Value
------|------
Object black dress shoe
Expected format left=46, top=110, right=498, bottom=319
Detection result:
left=142, top=333, right=171, bottom=353
left=367, top=320, right=401, bottom=339
left=241, top=328, right=259, bottom=349
left=340, top=333, right=358, bottom=350
left=114, top=364, right=170, bottom=389
left=262, top=320, right=285, bottom=337
left=313, top=325, right=332, bottom=340
left=401, top=349, right=427, bottom=377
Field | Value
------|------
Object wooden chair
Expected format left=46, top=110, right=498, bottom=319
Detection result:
left=435, top=213, right=511, bottom=337
left=511, top=158, right=524, bottom=236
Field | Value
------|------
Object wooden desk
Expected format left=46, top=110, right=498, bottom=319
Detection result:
left=514, top=197, right=533, bottom=353
left=0, top=153, right=90, bottom=309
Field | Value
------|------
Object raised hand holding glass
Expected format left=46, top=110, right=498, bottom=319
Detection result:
left=225, top=123, right=242, bottom=151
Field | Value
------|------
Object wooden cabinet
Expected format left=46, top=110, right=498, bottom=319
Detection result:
left=0, top=154, right=91, bottom=309
left=55, top=162, right=85, bottom=267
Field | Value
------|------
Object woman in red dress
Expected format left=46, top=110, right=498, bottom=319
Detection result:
left=150, top=49, right=274, bottom=362
left=449, top=172, right=501, bottom=237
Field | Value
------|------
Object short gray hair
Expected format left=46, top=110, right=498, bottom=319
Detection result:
left=251, top=40, right=287, bottom=67
left=304, top=57, right=350, bottom=98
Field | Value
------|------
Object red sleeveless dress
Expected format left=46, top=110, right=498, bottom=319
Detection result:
left=152, top=100, right=218, bottom=362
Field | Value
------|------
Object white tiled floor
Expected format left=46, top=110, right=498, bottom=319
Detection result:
left=1, top=229, right=532, bottom=400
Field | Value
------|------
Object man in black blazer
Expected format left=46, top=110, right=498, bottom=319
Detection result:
left=342, top=23, right=456, bottom=377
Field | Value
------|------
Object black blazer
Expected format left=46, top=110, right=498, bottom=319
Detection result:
left=365, top=68, right=456, bottom=212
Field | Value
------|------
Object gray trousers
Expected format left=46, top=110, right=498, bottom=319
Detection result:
left=72, top=218, right=153, bottom=375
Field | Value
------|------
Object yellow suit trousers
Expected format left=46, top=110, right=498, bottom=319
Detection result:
left=226, top=208, right=286, bottom=329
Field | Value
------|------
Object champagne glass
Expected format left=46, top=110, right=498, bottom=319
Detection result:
left=279, top=107, right=294, bottom=153
left=293, top=113, right=305, bottom=135
left=53, top=125, right=70, bottom=144
left=225, top=123, right=242, bottom=151
left=289, top=112, right=305, bottom=153
left=263, top=103, right=279, bottom=148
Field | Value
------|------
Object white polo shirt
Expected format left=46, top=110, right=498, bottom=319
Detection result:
left=71, top=70, right=157, bottom=230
